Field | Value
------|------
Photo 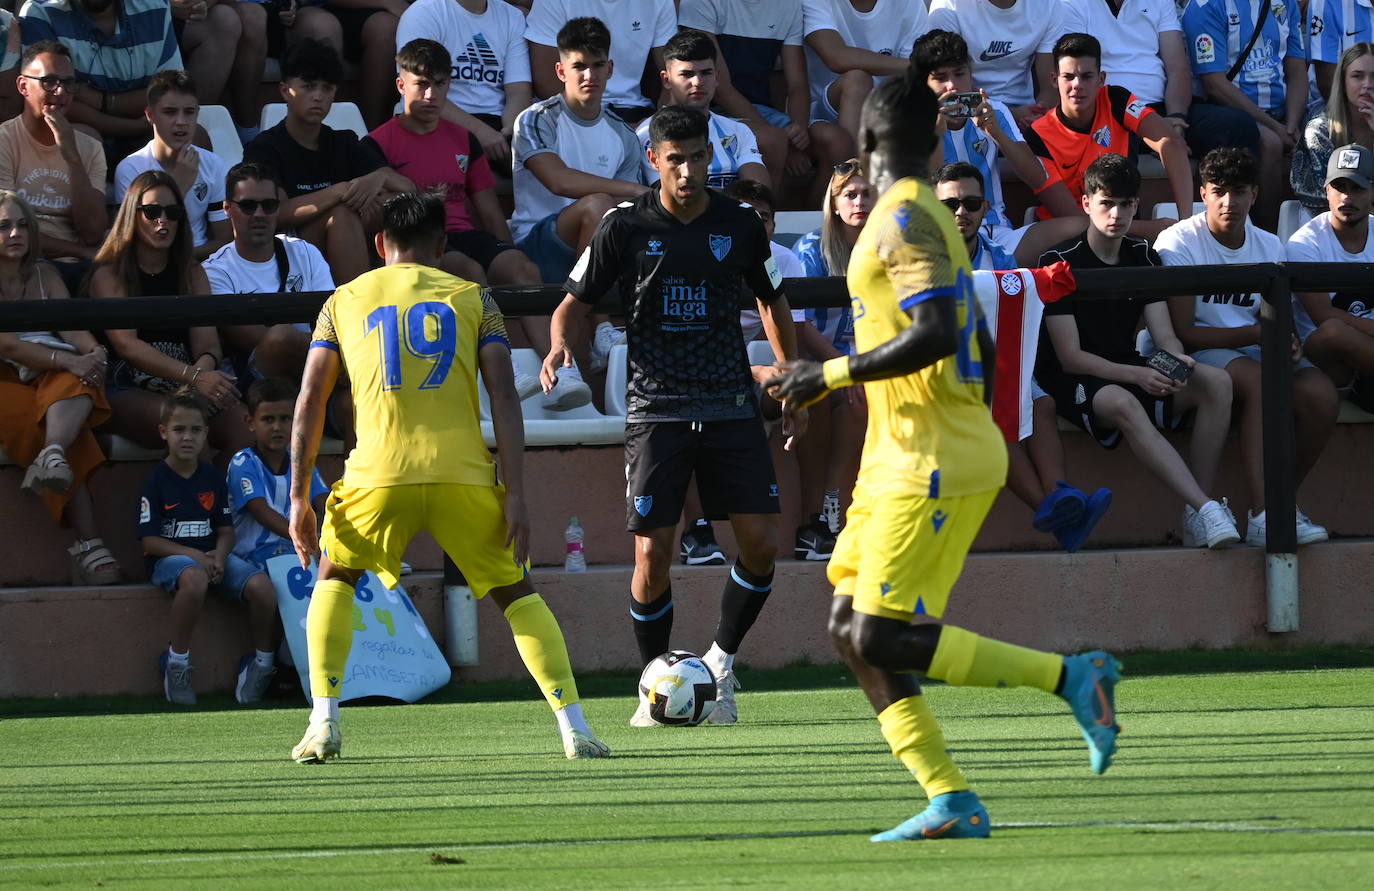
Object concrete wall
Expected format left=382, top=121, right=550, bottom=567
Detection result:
left=4, top=540, right=1371, bottom=699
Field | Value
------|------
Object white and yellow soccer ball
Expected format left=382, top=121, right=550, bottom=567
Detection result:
left=637, top=651, right=718, bottom=726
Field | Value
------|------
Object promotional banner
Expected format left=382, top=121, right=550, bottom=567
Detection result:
left=267, top=555, right=451, bottom=702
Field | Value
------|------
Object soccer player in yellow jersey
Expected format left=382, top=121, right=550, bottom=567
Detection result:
left=286, top=192, right=609, bottom=763
left=769, top=71, right=1122, bottom=841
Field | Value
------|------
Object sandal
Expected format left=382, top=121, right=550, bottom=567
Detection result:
left=22, top=444, right=74, bottom=495
left=69, top=538, right=123, bottom=586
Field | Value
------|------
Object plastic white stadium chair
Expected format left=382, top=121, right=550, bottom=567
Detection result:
left=773, top=210, right=822, bottom=249
left=603, top=343, right=629, bottom=418
left=1278, top=200, right=1314, bottom=243
left=198, top=104, right=242, bottom=168
left=259, top=101, right=369, bottom=140
left=1152, top=201, right=1205, bottom=220
left=476, top=348, right=625, bottom=446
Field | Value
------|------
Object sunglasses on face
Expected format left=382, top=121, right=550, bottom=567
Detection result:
left=22, top=74, right=79, bottom=94
left=940, top=196, right=985, bottom=213
left=230, top=198, right=281, bottom=215
left=137, top=203, right=185, bottom=222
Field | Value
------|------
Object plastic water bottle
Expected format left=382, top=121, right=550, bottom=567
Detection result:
left=564, top=516, right=587, bottom=572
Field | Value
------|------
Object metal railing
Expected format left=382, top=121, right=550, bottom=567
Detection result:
left=6, top=261, right=1371, bottom=631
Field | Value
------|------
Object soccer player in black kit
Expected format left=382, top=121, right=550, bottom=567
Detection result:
left=542, top=105, right=806, bottom=726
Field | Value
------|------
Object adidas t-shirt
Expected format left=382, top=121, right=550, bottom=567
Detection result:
left=925, top=0, right=1064, bottom=108
left=1155, top=212, right=1282, bottom=332
left=395, top=0, right=531, bottom=117
left=510, top=95, right=645, bottom=243
left=801, top=0, right=927, bottom=121
left=115, top=141, right=228, bottom=247
left=1285, top=212, right=1374, bottom=340
left=678, top=0, right=804, bottom=109
left=635, top=112, right=763, bottom=189
left=524, top=0, right=678, bottom=110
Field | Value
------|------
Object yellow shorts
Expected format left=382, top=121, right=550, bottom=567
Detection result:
left=828, top=486, right=998, bottom=622
left=321, top=481, right=524, bottom=595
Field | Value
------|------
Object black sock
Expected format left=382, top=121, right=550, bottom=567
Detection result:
left=630, top=587, right=673, bottom=665
left=713, top=559, right=774, bottom=654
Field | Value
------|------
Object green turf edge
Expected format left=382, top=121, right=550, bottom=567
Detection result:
left=3, top=642, right=1371, bottom=719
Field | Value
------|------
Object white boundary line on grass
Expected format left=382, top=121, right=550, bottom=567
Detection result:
left=2, top=821, right=1372, bottom=873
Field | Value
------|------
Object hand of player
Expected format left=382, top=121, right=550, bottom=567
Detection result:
left=539, top=344, right=575, bottom=394
left=767, top=358, right=831, bottom=409
left=784, top=121, right=810, bottom=151
left=503, top=490, right=530, bottom=567
left=289, top=495, right=321, bottom=569
left=472, top=120, right=510, bottom=163
left=781, top=401, right=808, bottom=451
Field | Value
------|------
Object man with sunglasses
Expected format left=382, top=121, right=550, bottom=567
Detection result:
left=0, top=41, right=106, bottom=292
left=932, top=162, right=1013, bottom=272
left=205, top=162, right=335, bottom=384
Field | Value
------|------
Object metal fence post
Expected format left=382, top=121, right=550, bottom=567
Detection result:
left=1260, top=271, right=1299, bottom=632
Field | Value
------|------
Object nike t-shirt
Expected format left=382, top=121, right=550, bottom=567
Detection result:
left=926, top=0, right=1064, bottom=108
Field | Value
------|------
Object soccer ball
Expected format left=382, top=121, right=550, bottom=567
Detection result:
left=637, top=650, right=718, bottom=726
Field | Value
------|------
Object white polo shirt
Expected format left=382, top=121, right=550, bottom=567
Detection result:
left=1058, top=0, right=1181, bottom=105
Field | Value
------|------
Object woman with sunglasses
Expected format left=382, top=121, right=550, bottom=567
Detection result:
left=787, top=159, right=874, bottom=554
left=94, top=170, right=250, bottom=465
left=0, top=189, right=122, bottom=585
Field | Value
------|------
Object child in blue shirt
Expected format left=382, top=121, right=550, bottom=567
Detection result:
left=138, top=391, right=279, bottom=707
left=227, top=378, right=329, bottom=570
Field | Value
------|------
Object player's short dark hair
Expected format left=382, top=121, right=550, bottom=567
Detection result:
left=648, top=105, right=709, bottom=147
left=1054, top=33, right=1101, bottom=68
left=20, top=40, right=70, bottom=72
left=910, top=29, right=970, bottom=82
left=723, top=178, right=776, bottom=210
left=225, top=161, right=283, bottom=202
left=861, top=69, right=940, bottom=158
left=282, top=37, right=343, bottom=85
left=146, top=70, right=198, bottom=108
left=663, top=29, right=716, bottom=65
left=1199, top=146, right=1260, bottom=189
left=934, top=161, right=984, bottom=190
left=396, top=38, right=452, bottom=80
left=382, top=191, right=446, bottom=250
left=160, top=389, right=210, bottom=425
left=557, top=17, right=611, bottom=58
left=1082, top=153, right=1140, bottom=199
left=245, top=378, right=298, bottom=413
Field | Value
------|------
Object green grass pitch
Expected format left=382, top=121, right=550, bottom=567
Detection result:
left=2, top=664, right=1372, bottom=888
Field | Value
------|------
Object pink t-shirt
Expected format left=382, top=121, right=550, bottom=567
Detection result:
left=365, top=117, right=496, bottom=234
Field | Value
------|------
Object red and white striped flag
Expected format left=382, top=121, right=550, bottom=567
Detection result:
left=971, top=262, right=1076, bottom=443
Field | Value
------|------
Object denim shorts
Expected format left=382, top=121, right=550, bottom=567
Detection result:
left=518, top=211, right=578, bottom=286
left=750, top=102, right=792, bottom=128
left=151, top=552, right=265, bottom=600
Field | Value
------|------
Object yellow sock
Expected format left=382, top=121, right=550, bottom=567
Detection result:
left=927, top=625, right=1063, bottom=692
left=878, top=695, right=967, bottom=798
left=504, top=593, right=581, bottom=710
left=307, top=578, right=357, bottom=699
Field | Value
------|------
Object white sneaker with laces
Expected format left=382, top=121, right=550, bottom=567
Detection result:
left=1192, top=499, right=1241, bottom=549
left=707, top=669, right=740, bottom=724
left=563, top=728, right=611, bottom=758
left=542, top=364, right=592, bottom=411
left=589, top=322, right=625, bottom=374
left=511, top=368, right=541, bottom=401
left=629, top=698, right=657, bottom=727
left=1246, top=508, right=1329, bottom=547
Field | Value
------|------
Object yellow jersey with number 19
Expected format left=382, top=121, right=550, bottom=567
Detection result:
left=311, top=263, right=511, bottom=488
left=845, top=176, right=1007, bottom=498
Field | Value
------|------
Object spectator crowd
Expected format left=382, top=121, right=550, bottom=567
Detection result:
left=0, top=0, right=1371, bottom=702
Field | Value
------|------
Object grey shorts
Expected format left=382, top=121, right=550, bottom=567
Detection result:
left=1192, top=344, right=1315, bottom=372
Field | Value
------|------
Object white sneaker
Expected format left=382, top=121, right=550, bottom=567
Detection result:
left=542, top=364, right=592, bottom=411
left=1187, top=499, right=1240, bottom=549
left=511, top=368, right=541, bottom=401
left=629, top=698, right=657, bottom=727
left=563, top=728, right=611, bottom=759
left=706, top=669, right=740, bottom=724
left=588, top=322, right=625, bottom=374
left=1246, top=508, right=1329, bottom=547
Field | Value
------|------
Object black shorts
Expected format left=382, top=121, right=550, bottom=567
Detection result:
left=325, top=4, right=379, bottom=60
left=624, top=417, right=779, bottom=531
left=447, top=229, right=520, bottom=271
left=1041, top=361, right=1188, bottom=449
